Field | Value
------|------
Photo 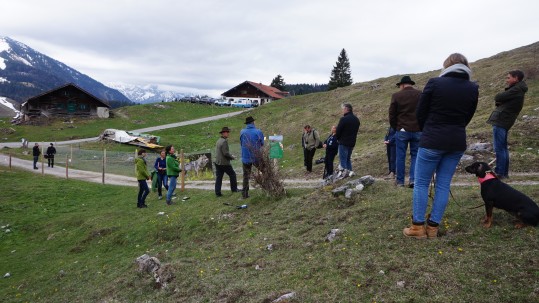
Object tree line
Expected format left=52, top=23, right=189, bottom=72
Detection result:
left=270, top=48, right=353, bottom=95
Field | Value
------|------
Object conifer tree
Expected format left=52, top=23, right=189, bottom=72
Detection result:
left=328, top=49, right=353, bottom=90
left=270, top=74, right=286, bottom=91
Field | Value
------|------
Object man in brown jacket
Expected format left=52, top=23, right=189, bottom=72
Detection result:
left=214, top=126, right=240, bottom=197
left=389, top=76, right=422, bottom=188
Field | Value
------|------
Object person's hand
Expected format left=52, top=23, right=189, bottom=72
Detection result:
left=323, top=144, right=327, bottom=148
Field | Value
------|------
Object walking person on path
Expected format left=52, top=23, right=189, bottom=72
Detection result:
left=46, top=143, right=56, bottom=168
left=135, top=149, right=150, bottom=208
left=214, top=126, right=240, bottom=197
left=165, top=145, right=181, bottom=205
left=32, top=143, right=40, bottom=169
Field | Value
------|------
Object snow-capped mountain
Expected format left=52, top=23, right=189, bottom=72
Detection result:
left=108, top=83, right=188, bottom=104
left=0, top=36, right=131, bottom=106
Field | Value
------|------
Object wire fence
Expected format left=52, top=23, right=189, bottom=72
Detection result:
left=41, top=143, right=244, bottom=180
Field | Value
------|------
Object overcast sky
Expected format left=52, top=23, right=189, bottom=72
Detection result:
left=1, top=0, right=538, bottom=97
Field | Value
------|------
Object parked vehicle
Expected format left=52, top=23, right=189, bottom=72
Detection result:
left=231, top=99, right=254, bottom=108
left=215, top=99, right=231, bottom=106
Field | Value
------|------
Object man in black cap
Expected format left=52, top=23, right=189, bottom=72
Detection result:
left=214, top=126, right=240, bottom=197
left=389, top=75, right=422, bottom=188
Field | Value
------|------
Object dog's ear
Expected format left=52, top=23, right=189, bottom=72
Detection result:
left=476, top=163, right=486, bottom=178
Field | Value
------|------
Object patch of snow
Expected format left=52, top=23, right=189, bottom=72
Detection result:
left=0, top=77, right=7, bottom=83
left=0, top=37, right=9, bottom=52
left=0, top=58, right=5, bottom=70
left=0, top=97, right=20, bottom=118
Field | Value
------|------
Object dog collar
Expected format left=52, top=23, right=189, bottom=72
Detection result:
left=478, top=172, right=496, bottom=184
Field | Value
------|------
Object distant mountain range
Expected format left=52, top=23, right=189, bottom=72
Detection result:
left=0, top=36, right=131, bottom=108
left=107, top=83, right=189, bottom=104
left=0, top=36, right=200, bottom=112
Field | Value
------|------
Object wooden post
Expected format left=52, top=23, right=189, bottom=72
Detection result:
left=9, top=153, right=12, bottom=170
left=180, top=149, right=185, bottom=192
left=66, top=154, right=69, bottom=179
left=70, top=144, right=73, bottom=162
left=102, top=149, right=106, bottom=184
left=41, top=143, right=44, bottom=175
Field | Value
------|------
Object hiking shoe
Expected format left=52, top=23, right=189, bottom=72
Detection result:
left=408, top=183, right=415, bottom=189
left=158, top=195, right=163, bottom=200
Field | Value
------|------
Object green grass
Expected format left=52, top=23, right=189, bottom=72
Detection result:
left=0, top=102, right=240, bottom=142
left=1, top=168, right=538, bottom=302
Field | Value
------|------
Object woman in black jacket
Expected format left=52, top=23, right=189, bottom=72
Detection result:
left=403, top=53, right=478, bottom=239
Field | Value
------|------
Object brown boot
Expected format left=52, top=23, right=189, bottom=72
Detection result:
left=426, top=225, right=439, bottom=238
left=403, top=223, right=427, bottom=239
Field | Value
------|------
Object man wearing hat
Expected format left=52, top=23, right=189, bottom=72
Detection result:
left=214, top=126, right=240, bottom=197
left=240, top=116, right=264, bottom=199
left=389, top=75, right=422, bottom=188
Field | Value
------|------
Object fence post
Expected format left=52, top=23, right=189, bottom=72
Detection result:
left=70, top=144, right=73, bottom=162
left=102, top=148, right=106, bottom=184
left=66, top=154, right=69, bottom=179
left=41, top=142, right=44, bottom=175
left=180, top=149, right=185, bottom=192
left=9, top=153, right=12, bottom=170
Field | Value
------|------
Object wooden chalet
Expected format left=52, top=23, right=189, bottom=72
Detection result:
left=221, top=81, right=289, bottom=105
left=21, top=83, right=110, bottom=119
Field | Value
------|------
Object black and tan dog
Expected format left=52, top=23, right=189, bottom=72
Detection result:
left=465, top=162, right=539, bottom=228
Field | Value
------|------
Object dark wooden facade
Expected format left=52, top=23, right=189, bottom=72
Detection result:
left=21, top=83, right=110, bottom=118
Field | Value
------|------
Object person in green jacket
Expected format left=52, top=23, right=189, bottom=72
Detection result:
left=165, top=145, right=181, bottom=205
left=135, top=149, right=150, bottom=208
left=487, top=70, right=528, bottom=179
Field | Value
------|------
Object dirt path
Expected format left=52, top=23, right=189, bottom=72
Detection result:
left=2, top=154, right=539, bottom=190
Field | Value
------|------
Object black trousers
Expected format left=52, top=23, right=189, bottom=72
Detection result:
left=215, top=164, right=238, bottom=195
left=47, top=156, right=54, bottom=167
left=324, top=149, right=338, bottom=178
left=242, top=162, right=259, bottom=198
left=303, top=148, right=316, bottom=172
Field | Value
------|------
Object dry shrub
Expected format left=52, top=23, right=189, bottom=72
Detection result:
left=250, top=146, right=286, bottom=199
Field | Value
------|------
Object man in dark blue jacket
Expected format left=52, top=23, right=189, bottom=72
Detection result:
left=487, top=70, right=528, bottom=179
left=335, top=103, right=360, bottom=178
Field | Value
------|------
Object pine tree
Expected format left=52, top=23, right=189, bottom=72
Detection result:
left=270, top=74, right=286, bottom=91
left=328, top=49, right=353, bottom=90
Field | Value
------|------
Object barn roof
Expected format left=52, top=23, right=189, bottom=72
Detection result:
left=22, top=83, right=111, bottom=108
left=222, top=81, right=289, bottom=99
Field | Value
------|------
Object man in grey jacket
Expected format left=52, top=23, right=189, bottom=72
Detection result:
left=214, top=126, right=240, bottom=197
left=487, top=70, right=528, bottom=179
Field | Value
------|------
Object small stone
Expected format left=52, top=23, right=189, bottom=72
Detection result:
left=397, top=280, right=406, bottom=288
left=272, top=292, right=296, bottom=303
left=379, top=270, right=385, bottom=275
left=4, top=273, right=10, bottom=278
left=266, top=244, right=274, bottom=251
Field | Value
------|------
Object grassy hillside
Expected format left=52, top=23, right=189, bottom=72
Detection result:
left=3, top=42, right=538, bottom=179
left=0, top=102, right=239, bottom=143
left=1, top=168, right=538, bottom=302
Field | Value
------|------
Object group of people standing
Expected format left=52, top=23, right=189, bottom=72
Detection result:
left=302, top=104, right=361, bottom=179
left=382, top=53, right=528, bottom=239
left=133, top=53, right=528, bottom=236
left=134, top=144, right=182, bottom=208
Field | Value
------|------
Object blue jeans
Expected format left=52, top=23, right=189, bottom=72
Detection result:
left=396, top=131, right=421, bottom=185
left=156, top=173, right=169, bottom=196
left=137, top=180, right=150, bottom=206
left=412, top=148, right=463, bottom=224
left=492, top=126, right=509, bottom=177
left=338, top=145, right=354, bottom=171
left=166, top=176, right=178, bottom=201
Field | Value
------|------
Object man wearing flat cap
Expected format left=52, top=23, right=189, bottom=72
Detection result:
left=388, top=75, right=422, bottom=188
left=240, top=116, right=264, bottom=199
left=214, top=126, right=240, bottom=197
